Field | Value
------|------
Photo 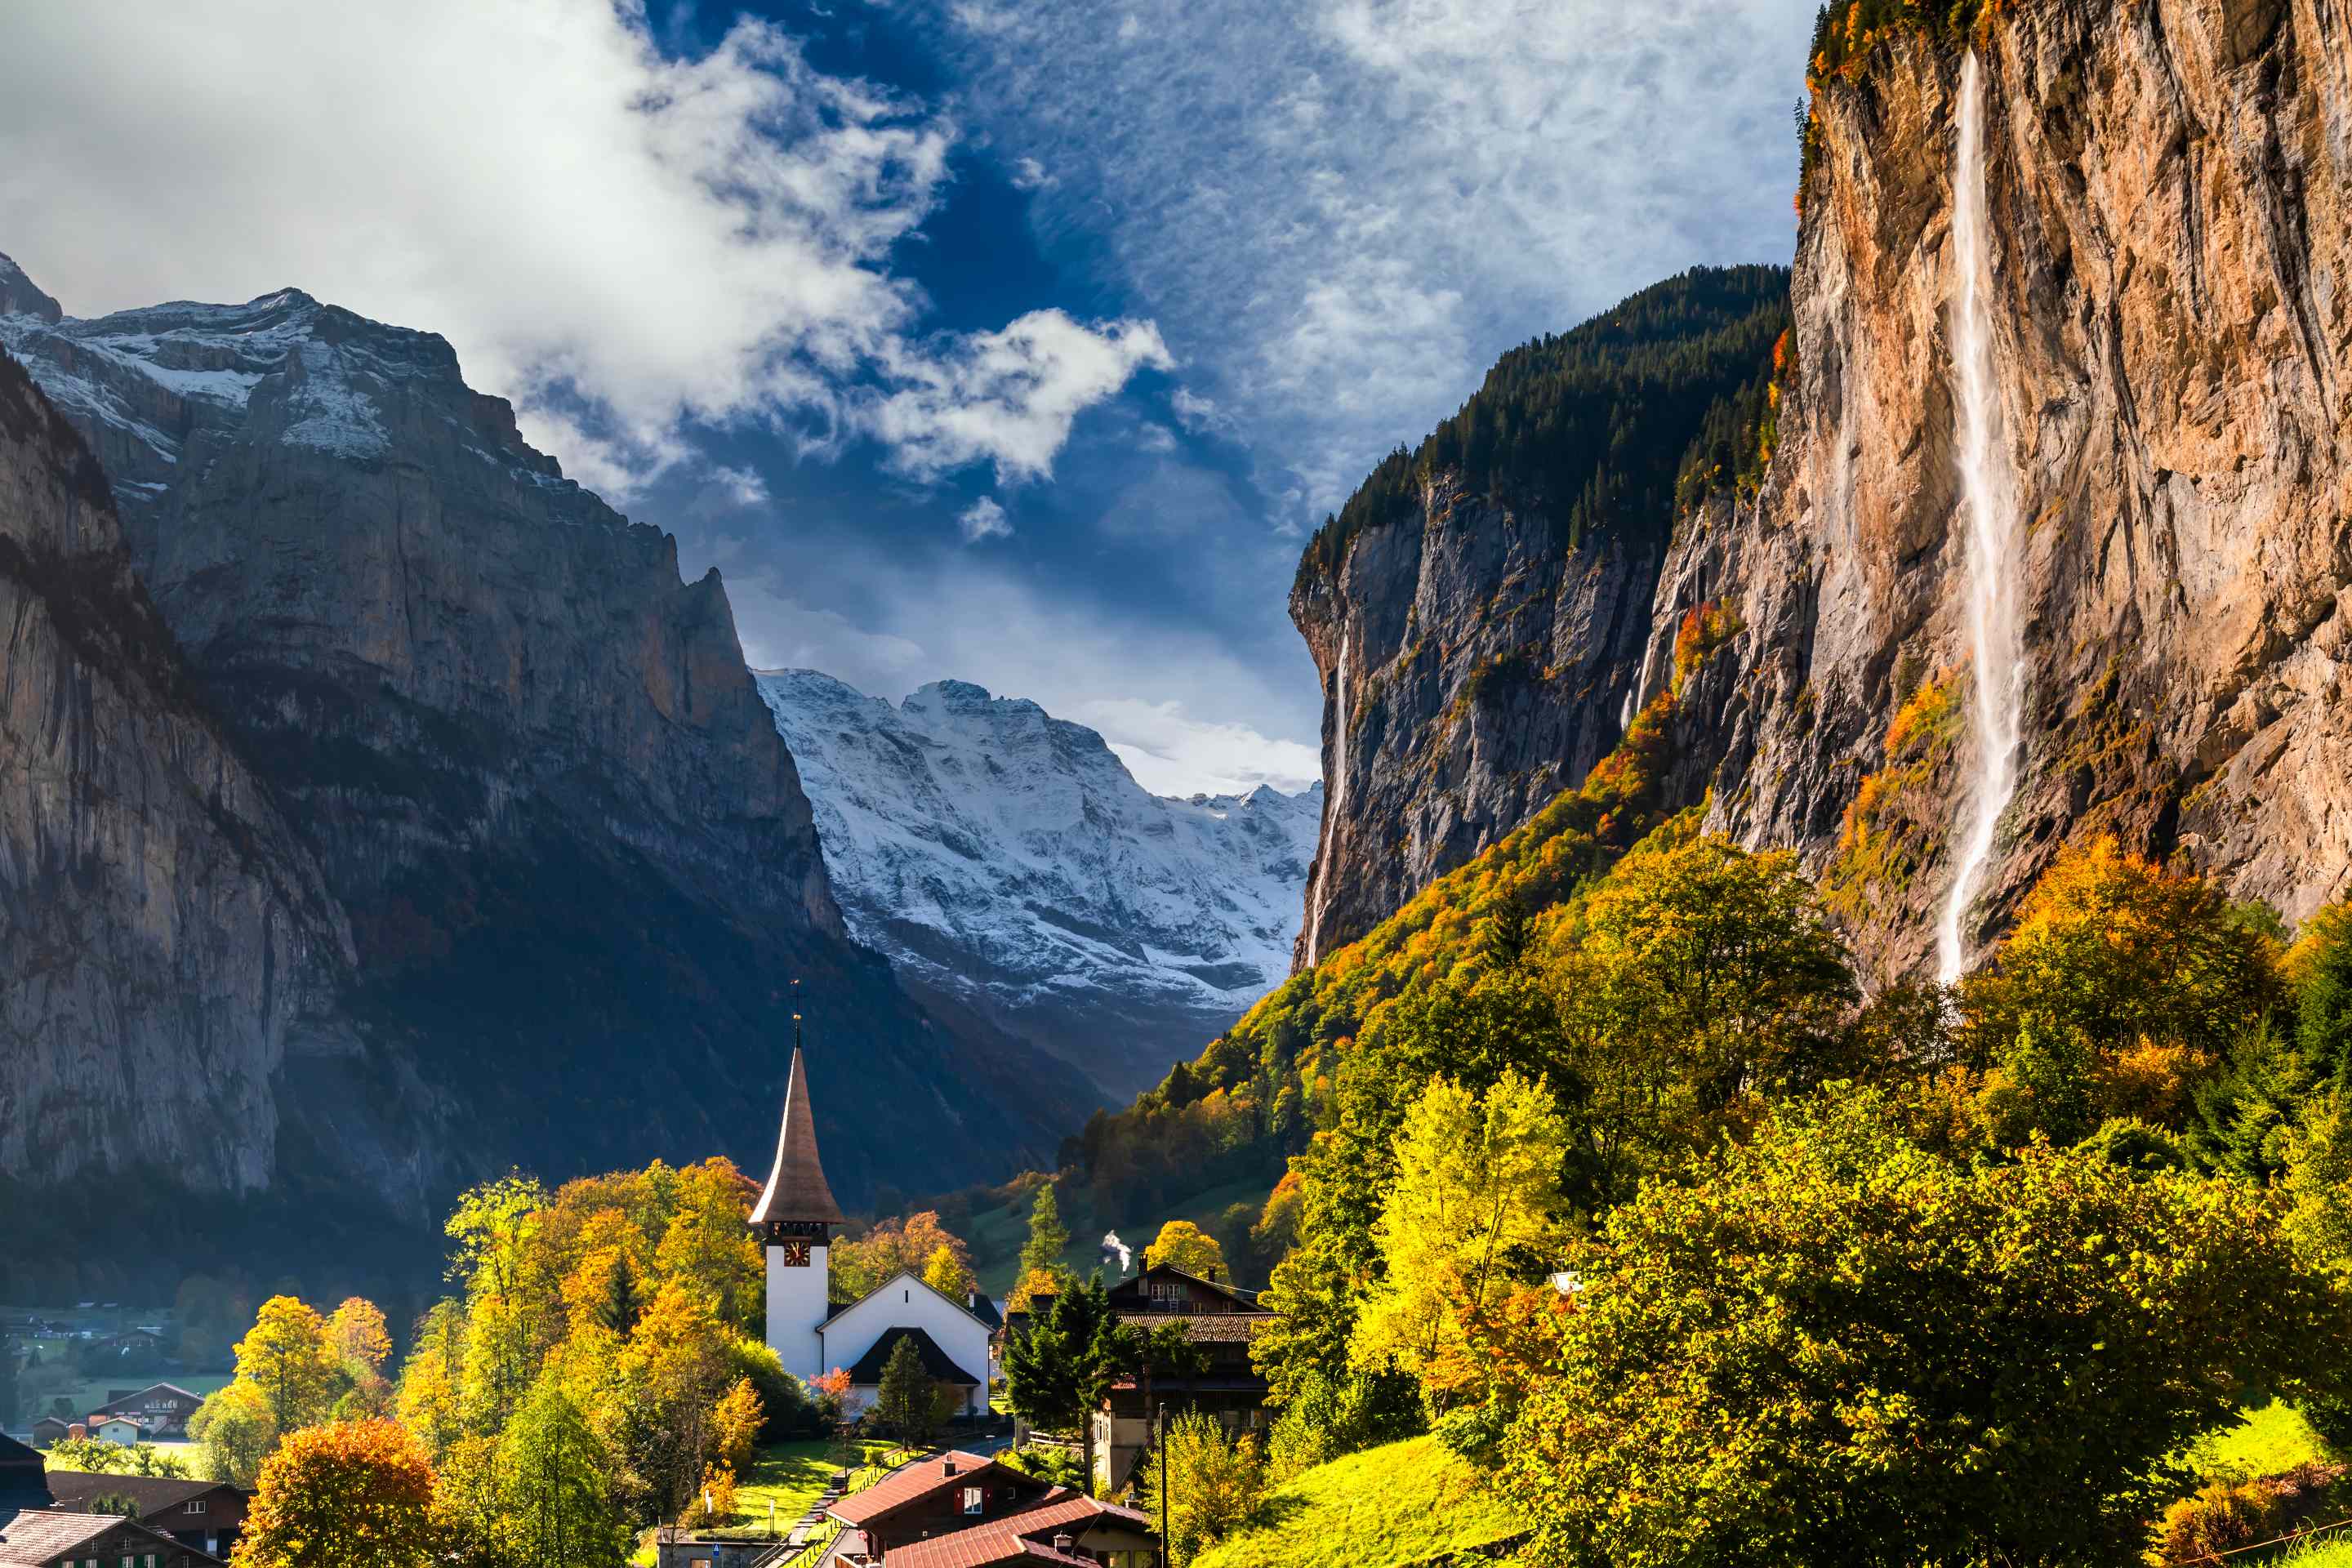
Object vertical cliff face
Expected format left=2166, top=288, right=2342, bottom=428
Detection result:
left=1289, top=483, right=1662, bottom=966
left=1669, top=0, right=2350, bottom=974
left=0, top=348, right=354, bottom=1193
left=0, top=261, right=1091, bottom=1232
left=1287, top=268, right=1789, bottom=966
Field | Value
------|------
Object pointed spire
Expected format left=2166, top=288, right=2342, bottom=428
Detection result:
left=749, top=1042, right=843, bottom=1228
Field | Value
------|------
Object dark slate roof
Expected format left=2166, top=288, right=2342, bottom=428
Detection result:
left=847, top=1325, right=982, bottom=1388
left=966, top=1291, right=1004, bottom=1331
left=749, top=1046, right=844, bottom=1227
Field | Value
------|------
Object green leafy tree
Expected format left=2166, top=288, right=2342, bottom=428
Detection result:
left=1350, top=1071, right=1567, bottom=1407
left=1548, top=833, right=1856, bottom=1198
left=190, top=1383, right=278, bottom=1487
left=1020, top=1183, right=1071, bottom=1280
left=1137, top=1410, right=1265, bottom=1566
left=497, top=1379, right=626, bottom=1568
left=1479, top=1090, right=2350, bottom=1568
left=2292, top=901, right=2352, bottom=1086
left=1265, top=1369, right=1422, bottom=1481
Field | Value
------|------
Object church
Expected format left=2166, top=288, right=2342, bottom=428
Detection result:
left=750, top=1046, right=996, bottom=1419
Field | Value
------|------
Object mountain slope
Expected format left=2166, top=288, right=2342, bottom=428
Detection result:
left=757, top=669, right=1321, bottom=1101
left=1288, top=266, right=1789, bottom=968
left=0, top=256, right=1092, bottom=1246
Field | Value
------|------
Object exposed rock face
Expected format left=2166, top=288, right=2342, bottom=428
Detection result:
left=1671, top=0, right=2351, bottom=973
left=760, top=670, right=1321, bottom=1100
left=0, top=261, right=1089, bottom=1227
left=0, top=347, right=352, bottom=1193
left=1289, top=480, right=1659, bottom=966
left=1293, top=0, right=2348, bottom=978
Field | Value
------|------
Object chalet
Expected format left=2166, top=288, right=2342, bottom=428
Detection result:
left=1089, top=1262, right=1277, bottom=1495
left=878, top=1493, right=1159, bottom=1567
left=826, top=1452, right=1056, bottom=1559
left=87, top=1384, right=202, bottom=1441
left=0, top=1438, right=49, bottom=1516
left=47, top=1474, right=251, bottom=1561
left=0, top=1508, right=220, bottom=1568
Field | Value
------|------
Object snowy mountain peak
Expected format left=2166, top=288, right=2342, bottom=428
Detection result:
left=0, top=252, right=62, bottom=324
left=755, top=667, right=1321, bottom=1100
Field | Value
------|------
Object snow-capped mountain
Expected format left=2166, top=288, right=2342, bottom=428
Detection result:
left=756, top=669, right=1322, bottom=1100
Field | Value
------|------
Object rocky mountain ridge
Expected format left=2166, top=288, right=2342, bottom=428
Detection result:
left=1292, top=0, right=2350, bottom=978
left=759, top=669, right=1321, bottom=1099
left=0, top=256, right=1090, bottom=1266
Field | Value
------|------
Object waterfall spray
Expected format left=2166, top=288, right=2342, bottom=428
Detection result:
left=1936, top=51, right=2025, bottom=985
left=1303, top=626, right=1351, bottom=968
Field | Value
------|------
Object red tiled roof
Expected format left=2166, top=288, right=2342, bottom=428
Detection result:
left=828, top=1453, right=1004, bottom=1528
left=881, top=1494, right=1154, bottom=1568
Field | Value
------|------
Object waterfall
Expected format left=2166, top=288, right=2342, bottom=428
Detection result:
left=1935, top=50, right=2025, bottom=986
left=1303, top=626, right=1350, bottom=968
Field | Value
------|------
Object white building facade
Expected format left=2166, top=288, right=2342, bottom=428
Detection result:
left=818, top=1272, right=993, bottom=1419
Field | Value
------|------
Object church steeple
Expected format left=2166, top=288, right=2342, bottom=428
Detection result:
left=750, top=1041, right=844, bottom=1234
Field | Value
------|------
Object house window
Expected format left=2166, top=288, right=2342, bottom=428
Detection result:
left=962, top=1486, right=983, bottom=1515
left=186, top=1501, right=207, bottom=1513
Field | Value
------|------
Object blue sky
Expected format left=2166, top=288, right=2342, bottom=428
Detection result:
left=0, top=0, right=1815, bottom=795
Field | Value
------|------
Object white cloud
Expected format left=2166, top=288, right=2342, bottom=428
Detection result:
left=1085, top=699, right=1323, bottom=796
left=866, top=311, right=1173, bottom=483
left=709, top=465, right=772, bottom=506
left=0, top=2, right=1158, bottom=493
left=1009, top=155, right=1058, bottom=190
left=1169, top=388, right=1224, bottom=433
left=958, top=497, right=1013, bottom=541
left=926, top=0, right=1812, bottom=516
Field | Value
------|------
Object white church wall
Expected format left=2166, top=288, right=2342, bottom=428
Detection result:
left=764, top=1241, right=831, bottom=1383
left=819, top=1271, right=993, bottom=1416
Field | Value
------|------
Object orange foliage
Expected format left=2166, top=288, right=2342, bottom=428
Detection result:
left=233, top=1419, right=437, bottom=1568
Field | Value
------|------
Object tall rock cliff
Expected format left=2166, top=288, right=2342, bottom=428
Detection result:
left=0, top=347, right=352, bottom=1197
left=0, top=261, right=1091, bottom=1251
left=1664, top=0, right=2350, bottom=975
left=760, top=670, right=1321, bottom=1099
left=1290, top=268, right=1788, bottom=966
left=1290, top=0, right=2346, bottom=981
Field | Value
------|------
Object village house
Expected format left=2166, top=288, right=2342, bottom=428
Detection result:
left=84, top=1384, right=202, bottom=1441
left=21, top=1424, right=65, bottom=1453
left=826, top=1452, right=1058, bottom=1559
left=88, top=1416, right=144, bottom=1447
left=1089, top=1262, right=1277, bottom=1495
left=876, top=1492, right=1159, bottom=1568
left=0, top=1508, right=220, bottom=1568
left=46, top=1474, right=251, bottom=1561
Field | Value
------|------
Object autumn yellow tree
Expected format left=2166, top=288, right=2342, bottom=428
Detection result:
left=831, top=1211, right=974, bottom=1300
left=392, top=1303, right=466, bottom=1463
left=233, top=1419, right=438, bottom=1568
left=1350, top=1071, right=1566, bottom=1405
left=234, top=1297, right=341, bottom=1438
left=920, top=1243, right=977, bottom=1300
left=1144, top=1219, right=1227, bottom=1280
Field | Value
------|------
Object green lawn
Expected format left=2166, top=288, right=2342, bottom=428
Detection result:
left=1193, top=1436, right=1525, bottom=1568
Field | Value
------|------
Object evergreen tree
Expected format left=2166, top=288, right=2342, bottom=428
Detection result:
left=2292, top=902, right=2352, bottom=1087
left=1019, top=1184, right=1071, bottom=1280
left=872, top=1335, right=950, bottom=1446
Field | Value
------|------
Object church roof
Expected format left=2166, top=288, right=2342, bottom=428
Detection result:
left=845, top=1325, right=982, bottom=1387
left=749, top=1045, right=843, bottom=1227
